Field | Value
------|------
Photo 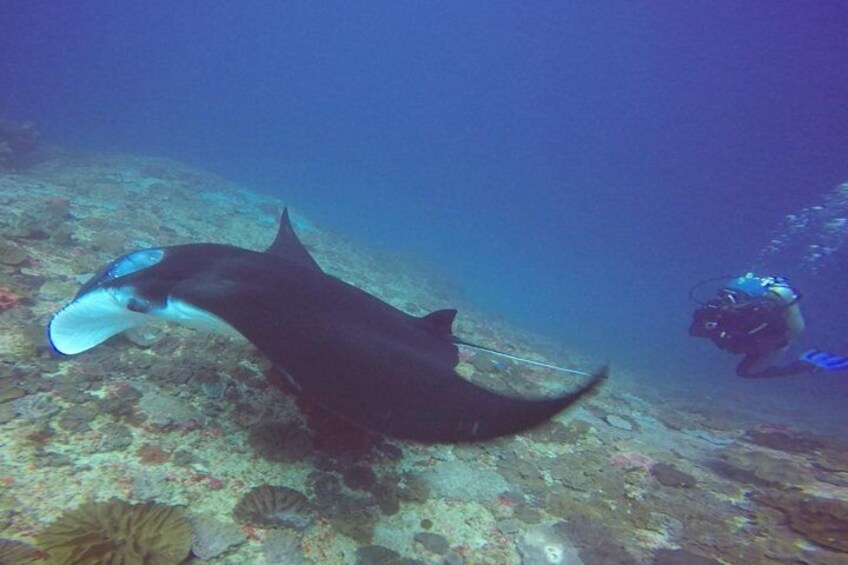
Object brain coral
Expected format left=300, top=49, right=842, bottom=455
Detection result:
left=37, top=499, right=192, bottom=565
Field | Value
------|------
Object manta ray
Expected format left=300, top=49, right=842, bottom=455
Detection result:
left=48, top=209, right=605, bottom=442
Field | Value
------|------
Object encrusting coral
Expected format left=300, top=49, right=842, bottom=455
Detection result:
left=36, top=499, right=192, bottom=565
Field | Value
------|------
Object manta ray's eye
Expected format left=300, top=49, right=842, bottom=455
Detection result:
left=108, top=249, right=165, bottom=279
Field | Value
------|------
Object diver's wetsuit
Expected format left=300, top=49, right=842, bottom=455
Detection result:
left=735, top=352, right=812, bottom=379
left=689, top=279, right=814, bottom=379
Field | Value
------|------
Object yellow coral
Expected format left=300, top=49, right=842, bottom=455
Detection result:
left=37, top=499, right=192, bottom=565
left=0, top=539, right=43, bottom=565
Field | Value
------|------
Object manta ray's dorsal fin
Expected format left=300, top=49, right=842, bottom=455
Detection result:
left=419, top=308, right=457, bottom=337
left=266, top=208, right=322, bottom=272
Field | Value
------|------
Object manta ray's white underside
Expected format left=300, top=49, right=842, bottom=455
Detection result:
left=48, top=286, right=240, bottom=355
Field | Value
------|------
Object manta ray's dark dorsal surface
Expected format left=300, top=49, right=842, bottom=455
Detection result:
left=48, top=209, right=605, bottom=442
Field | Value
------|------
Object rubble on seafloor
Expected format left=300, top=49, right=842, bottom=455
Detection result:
left=1, top=151, right=848, bottom=564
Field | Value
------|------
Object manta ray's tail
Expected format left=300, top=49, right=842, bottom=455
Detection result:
left=455, top=339, right=597, bottom=377
left=450, top=363, right=608, bottom=442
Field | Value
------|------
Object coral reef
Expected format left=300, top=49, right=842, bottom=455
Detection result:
left=137, top=389, right=203, bottom=430
left=11, top=393, right=59, bottom=423
left=0, top=539, right=43, bottom=565
left=328, top=508, right=380, bottom=545
left=1, top=152, right=847, bottom=564
left=247, top=420, right=313, bottom=462
left=190, top=515, right=246, bottom=561
left=552, top=518, right=639, bottom=564
left=6, top=197, right=72, bottom=241
left=517, top=525, right=582, bottom=565
left=742, top=425, right=825, bottom=454
left=413, top=532, right=449, bottom=555
left=343, top=465, right=379, bottom=492
left=0, top=288, right=20, bottom=313
left=136, top=443, right=171, bottom=465
left=0, top=239, right=27, bottom=266
left=263, top=529, right=307, bottom=565
left=0, top=120, right=40, bottom=171
left=604, top=413, right=635, bottom=431
left=755, top=490, right=848, bottom=552
left=526, top=419, right=593, bottom=443
left=653, top=548, right=722, bottom=565
left=816, top=448, right=848, bottom=473
left=651, top=462, right=696, bottom=488
left=355, top=545, right=405, bottom=564
left=610, top=451, right=655, bottom=472
left=422, top=460, right=510, bottom=502
left=713, top=443, right=809, bottom=488
left=297, top=398, right=388, bottom=461
left=37, top=499, right=192, bottom=565
left=233, top=485, right=315, bottom=529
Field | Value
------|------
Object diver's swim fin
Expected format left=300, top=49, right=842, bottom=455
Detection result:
left=800, top=349, right=848, bottom=371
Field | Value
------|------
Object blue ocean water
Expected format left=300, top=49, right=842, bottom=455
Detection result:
left=3, top=2, right=848, bottom=424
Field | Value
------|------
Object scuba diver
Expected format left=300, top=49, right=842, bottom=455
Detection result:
left=689, top=273, right=848, bottom=378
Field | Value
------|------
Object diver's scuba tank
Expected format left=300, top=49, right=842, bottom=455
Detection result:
left=729, top=273, right=804, bottom=335
left=724, top=272, right=801, bottom=307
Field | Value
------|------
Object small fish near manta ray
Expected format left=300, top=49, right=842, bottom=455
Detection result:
left=48, top=209, right=606, bottom=443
